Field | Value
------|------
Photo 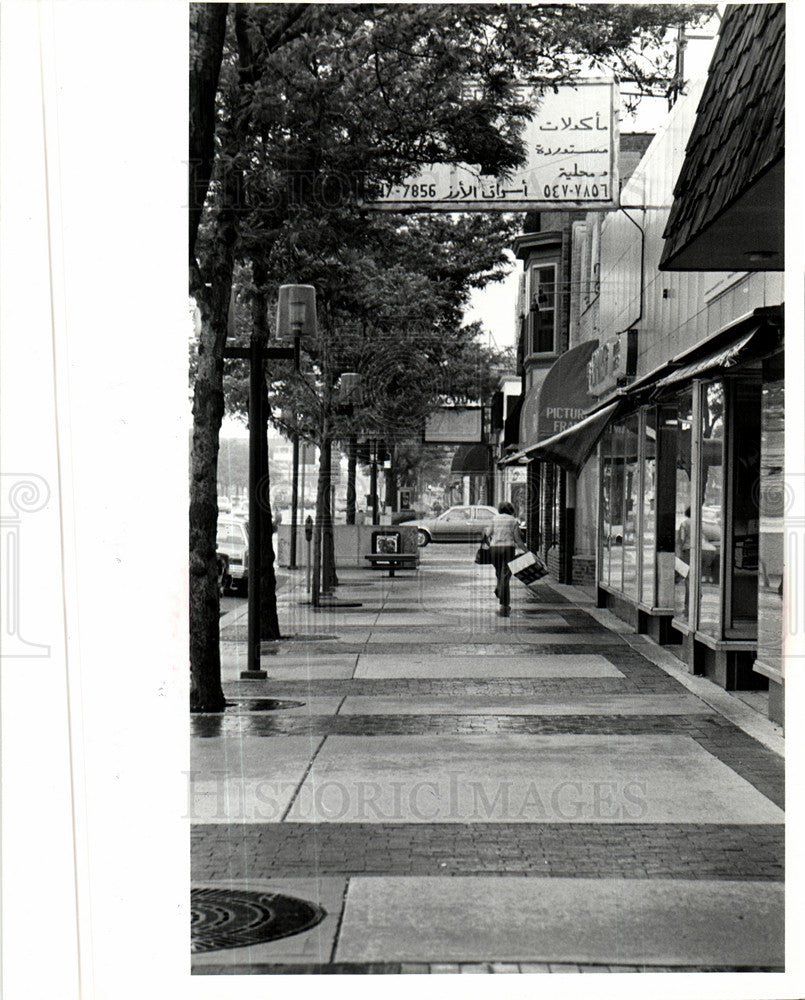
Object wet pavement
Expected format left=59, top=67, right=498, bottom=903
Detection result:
left=190, top=545, right=784, bottom=974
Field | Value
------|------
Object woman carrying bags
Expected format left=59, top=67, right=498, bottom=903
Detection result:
left=483, top=501, right=526, bottom=617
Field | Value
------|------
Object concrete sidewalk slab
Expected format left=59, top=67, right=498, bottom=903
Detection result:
left=221, top=649, right=358, bottom=681
left=334, top=877, right=784, bottom=967
left=260, top=660, right=358, bottom=680
left=189, top=736, right=317, bottom=823
left=283, top=734, right=784, bottom=824
left=337, top=693, right=713, bottom=716
left=354, top=654, right=625, bottom=679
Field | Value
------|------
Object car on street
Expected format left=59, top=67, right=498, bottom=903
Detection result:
left=410, top=504, right=499, bottom=546
left=217, top=515, right=248, bottom=593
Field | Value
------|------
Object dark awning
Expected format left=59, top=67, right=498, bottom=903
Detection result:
left=536, top=339, right=599, bottom=441
left=651, top=324, right=766, bottom=391
left=525, top=401, right=622, bottom=475
left=503, top=395, right=523, bottom=448
left=451, top=443, right=491, bottom=475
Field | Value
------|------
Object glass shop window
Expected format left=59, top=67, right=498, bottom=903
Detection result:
left=599, top=423, right=614, bottom=588
left=757, top=359, right=784, bottom=672
left=697, top=381, right=725, bottom=638
left=727, top=380, right=762, bottom=638
left=608, top=422, right=626, bottom=593
left=655, top=405, right=679, bottom=609
left=673, top=389, right=694, bottom=623
left=641, top=408, right=657, bottom=607
left=622, top=413, right=640, bottom=600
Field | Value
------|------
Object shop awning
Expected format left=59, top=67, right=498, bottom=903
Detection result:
left=522, top=400, right=622, bottom=475
left=536, top=340, right=599, bottom=440
left=651, top=324, right=769, bottom=391
left=450, top=443, right=491, bottom=475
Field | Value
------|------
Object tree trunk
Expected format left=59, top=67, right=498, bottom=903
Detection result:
left=258, top=376, right=281, bottom=640
left=189, top=207, right=237, bottom=712
left=386, top=448, right=398, bottom=512
left=321, top=437, right=338, bottom=592
left=189, top=3, right=231, bottom=713
left=189, top=3, right=227, bottom=262
left=346, top=434, right=357, bottom=525
left=311, top=435, right=326, bottom=607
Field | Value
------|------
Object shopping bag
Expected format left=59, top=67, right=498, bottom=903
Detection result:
left=475, top=541, right=492, bottom=565
left=508, top=550, right=548, bottom=587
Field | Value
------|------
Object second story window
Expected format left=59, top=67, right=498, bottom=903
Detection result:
left=529, top=264, right=557, bottom=353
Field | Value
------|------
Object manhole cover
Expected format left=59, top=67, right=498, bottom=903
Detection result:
left=231, top=699, right=305, bottom=712
left=191, top=888, right=326, bottom=953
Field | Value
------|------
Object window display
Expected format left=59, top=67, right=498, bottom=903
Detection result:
left=727, top=380, right=761, bottom=637
left=673, top=389, right=694, bottom=623
left=757, top=363, right=784, bottom=674
left=697, top=381, right=724, bottom=638
left=641, top=409, right=657, bottom=607
left=622, top=413, right=640, bottom=600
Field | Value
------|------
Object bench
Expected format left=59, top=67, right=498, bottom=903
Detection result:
left=364, top=552, right=418, bottom=577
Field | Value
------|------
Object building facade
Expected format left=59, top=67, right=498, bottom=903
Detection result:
left=511, top=6, right=784, bottom=723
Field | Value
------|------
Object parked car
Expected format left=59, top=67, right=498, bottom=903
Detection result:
left=216, top=515, right=248, bottom=594
left=410, top=504, right=499, bottom=546
left=391, top=508, right=423, bottom=525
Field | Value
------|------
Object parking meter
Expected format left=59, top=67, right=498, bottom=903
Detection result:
left=305, top=515, right=313, bottom=591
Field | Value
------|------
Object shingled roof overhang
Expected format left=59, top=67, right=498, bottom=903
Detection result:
left=660, top=4, right=784, bottom=272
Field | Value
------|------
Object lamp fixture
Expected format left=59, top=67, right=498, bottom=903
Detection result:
left=275, top=284, right=318, bottom=344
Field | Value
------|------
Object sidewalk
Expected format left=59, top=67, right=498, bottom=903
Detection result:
left=190, top=546, right=784, bottom=974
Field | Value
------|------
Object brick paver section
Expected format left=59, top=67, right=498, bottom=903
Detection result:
left=191, top=822, right=783, bottom=881
left=194, top=960, right=783, bottom=974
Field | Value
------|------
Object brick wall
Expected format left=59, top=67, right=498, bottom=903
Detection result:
left=546, top=545, right=561, bottom=579
left=572, top=555, right=596, bottom=587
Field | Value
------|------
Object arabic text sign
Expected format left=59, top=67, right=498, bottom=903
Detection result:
left=362, top=80, right=619, bottom=212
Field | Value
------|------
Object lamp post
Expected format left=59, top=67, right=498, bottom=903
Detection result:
left=289, top=423, right=300, bottom=569
left=224, top=284, right=316, bottom=679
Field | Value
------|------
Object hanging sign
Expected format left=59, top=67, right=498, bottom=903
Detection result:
left=362, top=79, right=619, bottom=212
left=587, top=330, right=638, bottom=396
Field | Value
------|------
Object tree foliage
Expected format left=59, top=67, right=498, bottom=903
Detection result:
left=189, top=1, right=715, bottom=710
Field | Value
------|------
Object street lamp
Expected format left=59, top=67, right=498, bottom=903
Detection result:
left=277, top=286, right=317, bottom=571
left=222, top=284, right=316, bottom=679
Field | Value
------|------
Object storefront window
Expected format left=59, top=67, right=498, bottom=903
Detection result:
left=599, top=424, right=613, bottom=588
left=529, top=264, right=557, bottom=353
left=727, top=380, right=761, bottom=637
left=673, top=389, right=694, bottom=622
left=641, top=408, right=657, bottom=607
left=757, top=360, right=784, bottom=673
left=656, top=405, right=678, bottom=609
left=608, top=423, right=625, bottom=592
left=622, top=413, right=640, bottom=599
left=697, top=381, right=725, bottom=638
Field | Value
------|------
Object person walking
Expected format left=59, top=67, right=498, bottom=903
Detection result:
left=483, top=501, right=526, bottom=617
